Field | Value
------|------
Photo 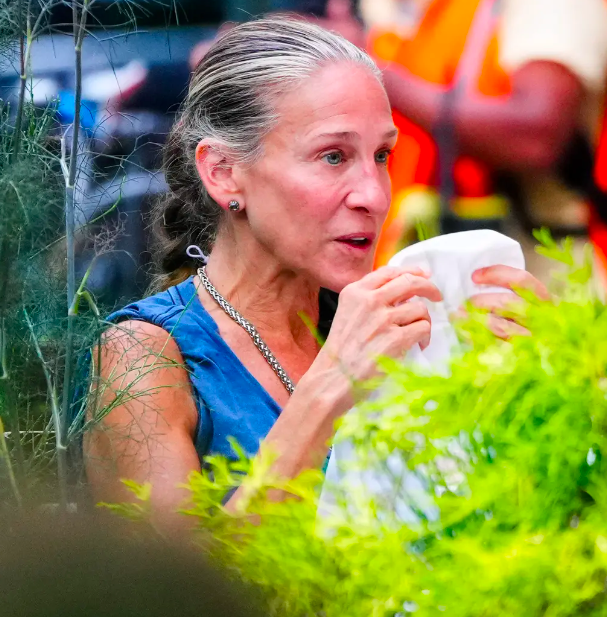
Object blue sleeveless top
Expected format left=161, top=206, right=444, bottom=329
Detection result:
left=108, top=276, right=337, bottom=465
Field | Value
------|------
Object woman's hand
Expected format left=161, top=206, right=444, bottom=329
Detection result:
left=467, top=265, right=550, bottom=338
left=308, top=266, right=442, bottom=403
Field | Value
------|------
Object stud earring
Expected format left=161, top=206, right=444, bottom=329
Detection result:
left=228, top=200, right=241, bottom=212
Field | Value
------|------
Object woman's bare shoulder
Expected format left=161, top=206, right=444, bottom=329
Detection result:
left=93, top=320, right=198, bottom=435
left=100, top=320, right=185, bottom=366
left=96, top=320, right=196, bottom=421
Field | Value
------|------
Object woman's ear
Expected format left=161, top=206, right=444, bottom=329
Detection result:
left=195, top=139, right=243, bottom=211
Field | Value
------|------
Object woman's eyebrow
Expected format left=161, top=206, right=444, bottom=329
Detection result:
left=313, top=131, right=359, bottom=141
left=312, top=129, right=398, bottom=141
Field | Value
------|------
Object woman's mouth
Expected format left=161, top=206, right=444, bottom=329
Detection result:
left=334, top=234, right=375, bottom=251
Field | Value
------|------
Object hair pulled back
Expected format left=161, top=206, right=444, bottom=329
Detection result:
left=152, top=16, right=381, bottom=289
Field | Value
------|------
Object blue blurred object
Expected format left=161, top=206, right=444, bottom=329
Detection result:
left=56, top=91, right=98, bottom=134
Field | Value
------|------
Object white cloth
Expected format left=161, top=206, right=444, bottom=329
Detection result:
left=319, top=230, right=525, bottom=523
left=388, top=229, right=525, bottom=368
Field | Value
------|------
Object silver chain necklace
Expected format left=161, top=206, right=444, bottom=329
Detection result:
left=197, top=267, right=295, bottom=395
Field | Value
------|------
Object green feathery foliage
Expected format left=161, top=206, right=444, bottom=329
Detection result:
left=138, top=234, right=607, bottom=617
left=0, top=96, right=68, bottom=498
left=0, top=0, right=195, bottom=509
left=0, top=0, right=22, bottom=63
left=0, top=0, right=112, bottom=505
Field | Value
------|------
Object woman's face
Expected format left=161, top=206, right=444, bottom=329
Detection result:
left=237, top=62, right=396, bottom=292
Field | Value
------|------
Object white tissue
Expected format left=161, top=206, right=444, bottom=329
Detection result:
left=318, top=230, right=525, bottom=523
left=389, top=229, right=525, bottom=368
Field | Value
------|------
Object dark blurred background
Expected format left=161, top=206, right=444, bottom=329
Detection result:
left=0, top=0, right=364, bottom=309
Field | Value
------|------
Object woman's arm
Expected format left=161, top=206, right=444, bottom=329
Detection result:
left=87, top=320, right=347, bottom=519
left=383, top=60, right=583, bottom=171
left=87, top=319, right=344, bottom=520
left=88, top=267, right=442, bottom=519
left=85, top=320, right=201, bottom=528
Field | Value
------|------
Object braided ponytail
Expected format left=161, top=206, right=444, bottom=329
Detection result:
left=150, top=129, right=223, bottom=290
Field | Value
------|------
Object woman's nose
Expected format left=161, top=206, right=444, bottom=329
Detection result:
left=344, top=166, right=390, bottom=215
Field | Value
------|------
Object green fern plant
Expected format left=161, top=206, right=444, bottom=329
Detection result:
left=167, top=235, right=607, bottom=617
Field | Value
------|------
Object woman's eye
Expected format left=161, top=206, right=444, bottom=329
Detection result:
left=375, top=149, right=392, bottom=164
left=323, top=152, right=343, bottom=166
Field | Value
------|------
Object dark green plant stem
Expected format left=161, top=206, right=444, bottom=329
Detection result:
left=10, top=0, right=26, bottom=163
left=23, top=307, right=62, bottom=470
left=0, top=238, right=10, bottom=370
left=0, top=417, right=22, bottom=507
left=0, top=241, right=26, bottom=477
left=11, top=0, right=51, bottom=160
left=59, top=0, right=89, bottom=510
left=2, top=1, right=28, bottom=473
left=1, top=0, right=25, bottom=457
left=0, top=318, right=6, bottom=381
left=0, top=381, right=26, bottom=484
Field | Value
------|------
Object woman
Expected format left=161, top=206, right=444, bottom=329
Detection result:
left=86, top=18, right=546, bottom=520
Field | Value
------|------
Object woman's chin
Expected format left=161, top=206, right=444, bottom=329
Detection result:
left=318, top=263, right=374, bottom=293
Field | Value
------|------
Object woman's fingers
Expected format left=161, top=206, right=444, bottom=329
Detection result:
left=377, top=272, right=443, bottom=305
left=472, top=265, right=550, bottom=301
left=468, top=292, right=525, bottom=314
left=391, top=300, right=431, bottom=326
left=358, top=265, right=430, bottom=290
left=452, top=307, right=530, bottom=339
left=456, top=293, right=530, bottom=340
left=402, top=319, right=432, bottom=350
left=390, top=302, right=432, bottom=349
left=486, top=315, right=531, bottom=339
left=467, top=266, right=549, bottom=341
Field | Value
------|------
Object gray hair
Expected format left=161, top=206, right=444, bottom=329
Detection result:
left=153, top=17, right=382, bottom=289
